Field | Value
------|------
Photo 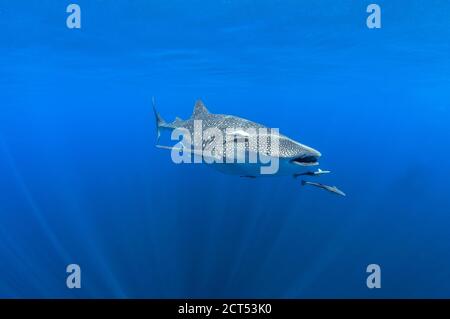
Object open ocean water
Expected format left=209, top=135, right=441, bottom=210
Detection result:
left=0, top=0, right=449, bottom=298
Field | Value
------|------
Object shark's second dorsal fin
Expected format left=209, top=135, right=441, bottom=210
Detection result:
left=192, top=99, right=209, bottom=118
left=173, top=116, right=183, bottom=125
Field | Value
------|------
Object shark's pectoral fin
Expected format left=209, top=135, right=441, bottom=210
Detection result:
left=156, top=144, right=178, bottom=151
left=156, top=144, right=205, bottom=156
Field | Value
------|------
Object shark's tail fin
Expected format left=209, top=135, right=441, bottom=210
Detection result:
left=301, top=180, right=307, bottom=186
left=152, top=97, right=166, bottom=142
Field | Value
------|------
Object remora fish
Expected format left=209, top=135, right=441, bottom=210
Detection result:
left=301, top=180, right=346, bottom=196
left=293, top=168, right=331, bottom=178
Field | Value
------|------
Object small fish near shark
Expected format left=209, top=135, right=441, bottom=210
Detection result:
left=153, top=99, right=346, bottom=197
left=293, top=168, right=331, bottom=178
left=301, top=180, right=346, bottom=197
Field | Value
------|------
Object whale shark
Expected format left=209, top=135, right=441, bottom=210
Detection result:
left=153, top=99, right=344, bottom=195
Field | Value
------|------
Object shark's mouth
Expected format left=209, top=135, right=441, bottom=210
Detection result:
left=290, top=155, right=319, bottom=166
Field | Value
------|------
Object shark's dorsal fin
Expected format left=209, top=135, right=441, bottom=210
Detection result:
left=192, top=99, right=209, bottom=118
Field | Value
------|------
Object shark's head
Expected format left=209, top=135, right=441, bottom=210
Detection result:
left=277, top=135, right=321, bottom=167
left=253, top=133, right=321, bottom=175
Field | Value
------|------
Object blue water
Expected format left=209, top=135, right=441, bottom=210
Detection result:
left=1, top=0, right=450, bottom=298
